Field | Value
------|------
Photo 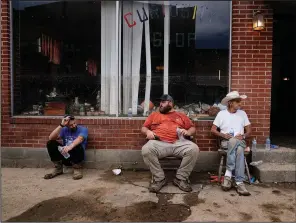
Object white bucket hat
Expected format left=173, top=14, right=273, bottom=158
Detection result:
left=221, top=91, right=247, bottom=106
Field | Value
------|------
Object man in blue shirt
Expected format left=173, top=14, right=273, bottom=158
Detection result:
left=44, top=115, right=88, bottom=180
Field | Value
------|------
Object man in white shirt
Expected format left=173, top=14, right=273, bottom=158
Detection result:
left=211, top=91, right=252, bottom=196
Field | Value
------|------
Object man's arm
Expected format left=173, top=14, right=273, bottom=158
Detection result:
left=62, top=128, right=88, bottom=154
left=141, top=127, right=155, bottom=140
left=49, top=117, right=70, bottom=140
left=234, top=125, right=251, bottom=140
left=244, top=125, right=251, bottom=139
left=243, top=112, right=251, bottom=139
left=66, top=136, right=84, bottom=149
left=186, top=126, right=196, bottom=136
left=62, top=136, right=85, bottom=154
left=235, top=111, right=252, bottom=140
left=49, top=126, right=63, bottom=140
left=178, top=114, right=196, bottom=136
left=211, top=125, right=232, bottom=140
left=141, top=113, right=156, bottom=140
left=141, top=126, right=151, bottom=135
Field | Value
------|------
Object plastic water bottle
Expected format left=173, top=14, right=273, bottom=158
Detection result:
left=229, top=128, right=234, bottom=137
left=58, top=146, right=70, bottom=159
left=265, top=137, right=271, bottom=151
left=176, top=127, right=185, bottom=141
left=128, top=108, right=132, bottom=119
left=251, top=138, right=257, bottom=160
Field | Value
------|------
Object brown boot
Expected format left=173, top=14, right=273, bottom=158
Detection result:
left=72, top=163, right=83, bottom=180
left=173, top=178, right=192, bottom=192
left=236, top=183, right=251, bottom=196
left=149, top=178, right=167, bottom=193
left=44, top=161, right=63, bottom=179
left=221, top=176, right=232, bottom=191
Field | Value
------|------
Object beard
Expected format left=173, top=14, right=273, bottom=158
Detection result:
left=69, top=126, right=77, bottom=132
left=159, top=104, right=172, bottom=114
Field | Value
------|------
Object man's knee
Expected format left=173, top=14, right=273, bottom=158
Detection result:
left=141, top=141, right=154, bottom=157
left=47, top=140, right=58, bottom=149
left=187, top=143, right=200, bottom=157
left=236, top=146, right=244, bottom=155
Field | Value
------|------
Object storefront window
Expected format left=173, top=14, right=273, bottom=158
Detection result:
left=12, top=0, right=102, bottom=116
left=120, top=1, right=230, bottom=119
left=12, top=0, right=230, bottom=118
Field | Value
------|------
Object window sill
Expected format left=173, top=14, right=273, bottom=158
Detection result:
left=9, top=115, right=215, bottom=125
left=12, top=115, right=147, bottom=120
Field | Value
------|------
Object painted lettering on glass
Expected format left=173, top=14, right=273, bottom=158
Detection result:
left=136, top=7, right=148, bottom=23
left=123, top=12, right=136, bottom=28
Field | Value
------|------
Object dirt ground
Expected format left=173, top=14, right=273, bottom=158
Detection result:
left=1, top=168, right=296, bottom=222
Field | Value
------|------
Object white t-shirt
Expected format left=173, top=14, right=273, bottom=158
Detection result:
left=213, top=109, right=251, bottom=136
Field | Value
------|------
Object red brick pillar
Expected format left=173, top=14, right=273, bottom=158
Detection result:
left=231, top=1, right=273, bottom=144
left=1, top=0, right=11, bottom=142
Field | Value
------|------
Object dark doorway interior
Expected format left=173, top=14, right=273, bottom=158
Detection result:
left=270, top=3, right=296, bottom=148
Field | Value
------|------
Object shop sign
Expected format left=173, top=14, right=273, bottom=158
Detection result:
left=124, top=5, right=203, bottom=28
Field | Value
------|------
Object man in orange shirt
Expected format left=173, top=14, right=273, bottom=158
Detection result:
left=141, top=94, right=199, bottom=193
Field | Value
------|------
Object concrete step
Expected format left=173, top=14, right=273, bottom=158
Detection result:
left=254, top=146, right=296, bottom=164
left=253, top=162, right=296, bottom=183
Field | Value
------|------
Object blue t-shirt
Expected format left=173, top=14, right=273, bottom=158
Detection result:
left=59, top=125, right=88, bottom=150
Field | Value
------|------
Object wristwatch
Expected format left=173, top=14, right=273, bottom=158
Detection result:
left=60, top=124, right=65, bottom=128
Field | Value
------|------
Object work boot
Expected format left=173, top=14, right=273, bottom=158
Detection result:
left=44, top=161, right=63, bottom=179
left=149, top=178, right=167, bottom=193
left=72, top=163, right=83, bottom=180
left=173, top=178, right=192, bottom=192
left=236, top=183, right=251, bottom=196
left=221, top=176, right=232, bottom=191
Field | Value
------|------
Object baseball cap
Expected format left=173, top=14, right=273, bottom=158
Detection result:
left=64, top=114, right=75, bottom=120
left=159, top=94, right=174, bottom=103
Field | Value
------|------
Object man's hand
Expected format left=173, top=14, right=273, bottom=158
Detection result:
left=179, top=128, right=189, bottom=136
left=222, top=133, right=233, bottom=140
left=61, top=145, right=73, bottom=155
left=61, top=117, right=70, bottom=126
left=235, top=134, right=244, bottom=140
left=146, top=130, right=156, bottom=140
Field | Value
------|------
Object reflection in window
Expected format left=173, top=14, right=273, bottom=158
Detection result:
left=12, top=0, right=230, bottom=119
left=13, top=0, right=102, bottom=116
left=133, top=1, right=230, bottom=119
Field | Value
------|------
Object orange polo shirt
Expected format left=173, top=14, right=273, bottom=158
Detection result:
left=143, top=111, right=194, bottom=143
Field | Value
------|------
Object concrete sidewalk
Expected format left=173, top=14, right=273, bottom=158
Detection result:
left=1, top=168, right=296, bottom=222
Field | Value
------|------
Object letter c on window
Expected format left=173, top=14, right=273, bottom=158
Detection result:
left=124, top=12, right=136, bottom=28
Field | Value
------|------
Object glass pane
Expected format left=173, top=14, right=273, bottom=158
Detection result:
left=12, top=0, right=230, bottom=118
left=167, top=1, right=230, bottom=120
left=120, top=1, right=164, bottom=116
left=12, top=0, right=102, bottom=116
left=120, top=1, right=230, bottom=118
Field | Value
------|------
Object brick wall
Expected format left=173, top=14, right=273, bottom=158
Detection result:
left=231, top=1, right=273, bottom=143
left=1, top=0, right=11, bottom=124
left=1, top=0, right=273, bottom=151
left=2, top=117, right=215, bottom=151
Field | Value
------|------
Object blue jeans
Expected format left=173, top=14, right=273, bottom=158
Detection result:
left=225, top=138, right=246, bottom=182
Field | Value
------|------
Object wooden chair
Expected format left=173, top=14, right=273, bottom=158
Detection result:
left=216, top=134, right=252, bottom=184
